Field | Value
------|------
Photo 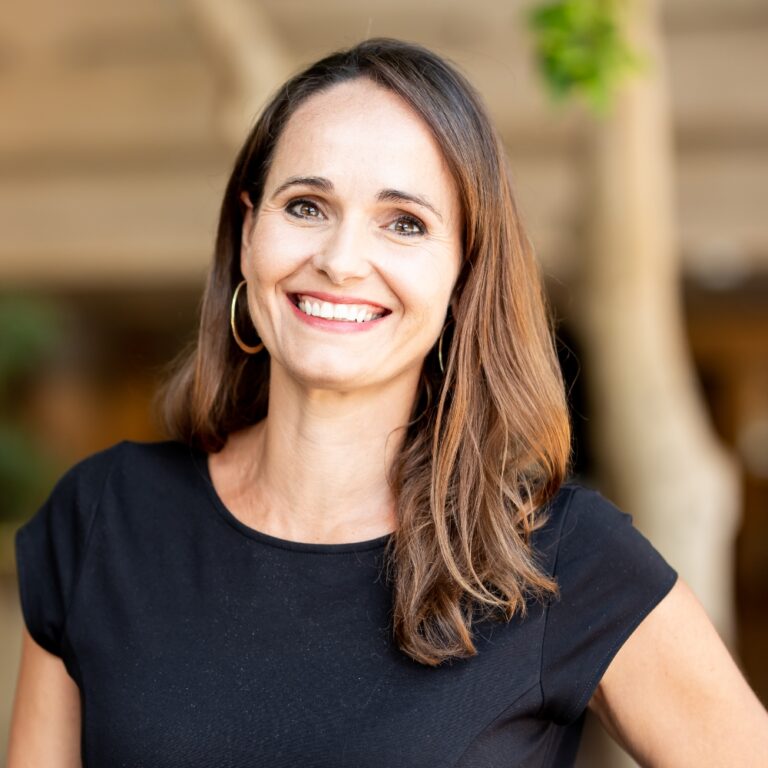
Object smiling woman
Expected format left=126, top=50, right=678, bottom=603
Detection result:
left=8, top=37, right=768, bottom=768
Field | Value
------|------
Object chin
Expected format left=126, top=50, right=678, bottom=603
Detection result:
left=287, top=359, right=372, bottom=392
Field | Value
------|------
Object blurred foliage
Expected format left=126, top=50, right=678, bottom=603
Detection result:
left=0, top=298, right=61, bottom=388
left=0, top=425, right=56, bottom=523
left=0, top=296, right=62, bottom=522
left=527, top=0, right=645, bottom=114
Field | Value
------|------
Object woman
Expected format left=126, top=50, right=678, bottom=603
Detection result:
left=8, top=38, right=768, bottom=766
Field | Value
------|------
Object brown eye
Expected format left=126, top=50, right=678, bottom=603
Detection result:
left=389, top=215, right=426, bottom=237
left=286, top=199, right=324, bottom=219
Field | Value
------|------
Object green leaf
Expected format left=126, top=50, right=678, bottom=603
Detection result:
left=526, top=0, right=644, bottom=115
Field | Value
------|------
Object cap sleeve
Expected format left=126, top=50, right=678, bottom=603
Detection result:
left=14, top=445, right=119, bottom=658
left=540, top=486, right=678, bottom=724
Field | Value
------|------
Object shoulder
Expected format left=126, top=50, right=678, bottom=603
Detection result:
left=16, top=439, right=195, bottom=552
left=79, top=437, right=194, bottom=472
left=14, top=439, right=199, bottom=657
left=541, top=481, right=632, bottom=528
left=536, top=482, right=678, bottom=723
left=47, top=439, right=194, bottom=498
left=532, top=482, right=639, bottom=573
left=536, top=481, right=676, bottom=589
left=15, top=441, right=127, bottom=548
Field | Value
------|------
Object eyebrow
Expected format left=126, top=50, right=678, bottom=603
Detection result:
left=376, top=189, right=443, bottom=223
left=271, top=176, right=333, bottom=197
left=270, top=175, right=444, bottom=222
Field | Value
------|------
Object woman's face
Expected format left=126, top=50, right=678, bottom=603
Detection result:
left=240, top=77, right=463, bottom=394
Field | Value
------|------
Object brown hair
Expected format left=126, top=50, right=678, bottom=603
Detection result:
left=157, top=38, right=571, bottom=666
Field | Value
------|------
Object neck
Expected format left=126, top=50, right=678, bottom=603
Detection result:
left=224, top=361, right=420, bottom=543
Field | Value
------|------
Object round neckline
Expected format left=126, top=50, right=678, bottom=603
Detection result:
left=189, top=445, right=394, bottom=554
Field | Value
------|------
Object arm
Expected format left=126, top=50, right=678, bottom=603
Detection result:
left=589, top=578, right=768, bottom=767
left=6, top=627, right=82, bottom=768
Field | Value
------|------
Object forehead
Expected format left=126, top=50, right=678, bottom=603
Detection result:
left=267, top=78, right=458, bottom=205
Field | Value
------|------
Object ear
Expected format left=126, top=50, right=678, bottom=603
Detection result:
left=240, top=191, right=255, bottom=276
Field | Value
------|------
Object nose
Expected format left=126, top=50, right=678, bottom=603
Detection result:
left=310, top=215, right=372, bottom=285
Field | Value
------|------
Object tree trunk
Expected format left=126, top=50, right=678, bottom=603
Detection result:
left=574, top=0, right=740, bottom=765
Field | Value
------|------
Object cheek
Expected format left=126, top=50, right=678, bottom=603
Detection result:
left=386, top=249, right=458, bottom=329
left=247, top=216, right=308, bottom=286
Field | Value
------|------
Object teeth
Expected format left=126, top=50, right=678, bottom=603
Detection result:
left=295, top=295, right=384, bottom=323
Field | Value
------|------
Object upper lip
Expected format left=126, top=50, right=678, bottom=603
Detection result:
left=290, top=291, right=391, bottom=311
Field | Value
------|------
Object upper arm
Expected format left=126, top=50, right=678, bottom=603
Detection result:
left=9, top=447, right=118, bottom=767
left=6, top=627, right=82, bottom=768
left=589, top=578, right=768, bottom=767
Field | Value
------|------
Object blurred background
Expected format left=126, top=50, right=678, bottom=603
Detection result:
left=0, top=0, right=766, bottom=764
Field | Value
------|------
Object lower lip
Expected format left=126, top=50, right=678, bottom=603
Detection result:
left=286, top=295, right=389, bottom=333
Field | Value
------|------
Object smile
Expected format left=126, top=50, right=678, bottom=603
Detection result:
left=291, top=294, right=388, bottom=323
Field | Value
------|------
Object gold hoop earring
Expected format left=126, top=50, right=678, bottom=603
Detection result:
left=437, top=318, right=453, bottom=375
left=230, top=280, right=264, bottom=354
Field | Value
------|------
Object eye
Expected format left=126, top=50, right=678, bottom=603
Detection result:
left=286, top=198, right=325, bottom=220
left=388, top=214, right=426, bottom=237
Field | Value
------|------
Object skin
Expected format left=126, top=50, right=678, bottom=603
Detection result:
left=589, top=579, right=768, bottom=766
left=7, top=628, right=81, bottom=766
left=7, top=78, right=768, bottom=765
left=211, top=78, right=463, bottom=545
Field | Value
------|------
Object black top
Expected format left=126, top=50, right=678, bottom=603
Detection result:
left=14, top=440, right=677, bottom=767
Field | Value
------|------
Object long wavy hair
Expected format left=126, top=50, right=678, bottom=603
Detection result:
left=156, top=38, right=571, bottom=666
